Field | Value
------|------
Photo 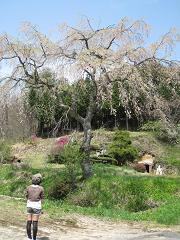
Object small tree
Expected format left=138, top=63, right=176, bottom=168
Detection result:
left=59, top=143, right=85, bottom=187
left=108, top=130, right=138, bottom=165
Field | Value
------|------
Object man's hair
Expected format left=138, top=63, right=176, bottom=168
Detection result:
left=32, top=173, right=42, bottom=185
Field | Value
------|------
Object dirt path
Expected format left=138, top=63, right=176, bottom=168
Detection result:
left=1, top=214, right=180, bottom=240
left=0, top=196, right=180, bottom=240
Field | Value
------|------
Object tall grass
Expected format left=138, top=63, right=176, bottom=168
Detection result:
left=0, top=140, right=12, bottom=163
left=163, top=143, right=180, bottom=169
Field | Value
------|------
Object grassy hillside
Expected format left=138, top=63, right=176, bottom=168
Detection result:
left=10, top=129, right=180, bottom=171
left=0, top=129, right=180, bottom=225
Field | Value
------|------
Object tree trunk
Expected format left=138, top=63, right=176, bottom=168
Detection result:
left=126, top=115, right=129, bottom=131
left=81, top=119, right=93, bottom=179
left=4, top=102, right=9, bottom=138
left=60, top=72, right=97, bottom=179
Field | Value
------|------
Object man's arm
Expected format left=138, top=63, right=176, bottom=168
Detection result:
left=40, top=187, right=45, bottom=201
left=25, top=187, right=29, bottom=199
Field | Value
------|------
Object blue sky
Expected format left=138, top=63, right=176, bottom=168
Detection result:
left=0, top=0, right=180, bottom=59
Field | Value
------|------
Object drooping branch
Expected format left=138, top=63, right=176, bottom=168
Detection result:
left=59, top=103, right=84, bottom=125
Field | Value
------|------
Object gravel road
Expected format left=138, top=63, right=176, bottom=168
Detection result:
left=0, top=215, right=180, bottom=240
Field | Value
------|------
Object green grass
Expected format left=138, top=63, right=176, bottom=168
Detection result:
left=1, top=164, right=179, bottom=225
left=64, top=164, right=180, bottom=225
left=162, top=143, right=180, bottom=169
left=0, top=130, right=180, bottom=226
left=24, top=152, right=47, bottom=168
left=0, top=164, right=65, bottom=198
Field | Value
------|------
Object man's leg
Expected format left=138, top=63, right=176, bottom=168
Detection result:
left=32, top=214, right=39, bottom=240
left=27, top=214, right=32, bottom=239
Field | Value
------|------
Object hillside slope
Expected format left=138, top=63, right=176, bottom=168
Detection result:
left=11, top=129, right=180, bottom=171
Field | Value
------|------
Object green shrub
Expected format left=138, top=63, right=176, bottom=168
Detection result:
left=108, top=131, right=138, bottom=165
left=47, top=180, right=73, bottom=200
left=0, top=141, right=12, bottom=163
left=156, top=121, right=178, bottom=144
left=60, top=143, right=84, bottom=184
left=69, top=178, right=104, bottom=207
left=48, top=143, right=84, bottom=188
left=48, top=146, right=63, bottom=164
left=140, top=120, right=178, bottom=144
left=124, top=181, right=149, bottom=212
left=140, top=121, right=160, bottom=132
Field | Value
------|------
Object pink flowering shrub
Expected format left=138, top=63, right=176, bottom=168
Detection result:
left=31, top=134, right=37, bottom=141
left=48, top=135, right=70, bottom=163
left=55, top=135, right=69, bottom=149
left=29, top=134, right=38, bottom=145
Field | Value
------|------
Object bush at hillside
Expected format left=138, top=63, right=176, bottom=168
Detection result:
left=48, top=143, right=84, bottom=188
left=156, top=121, right=178, bottom=144
left=140, top=120, right=178, bottom=144
left=47, top=179, right=73, bottom=200
left=108, top=131, right=138, bottom=165
left=48, top=136, right=70, bottom=163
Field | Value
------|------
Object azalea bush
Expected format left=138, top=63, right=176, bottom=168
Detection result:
left=48, top=135, right=69, bottom=163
